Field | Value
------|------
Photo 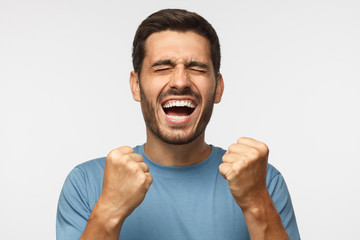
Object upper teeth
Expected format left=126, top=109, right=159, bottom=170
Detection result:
left=163, top=100, right=195, bottom=108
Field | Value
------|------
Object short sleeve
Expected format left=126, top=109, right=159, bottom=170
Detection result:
left=56, top=167, right=91, bottom=240
left=267, top=172, right=301, bottom=240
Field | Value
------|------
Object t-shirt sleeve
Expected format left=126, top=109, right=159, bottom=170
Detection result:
left=267, top=172, right=301, bottom=240
left=56, top=167, right=91, bottom=240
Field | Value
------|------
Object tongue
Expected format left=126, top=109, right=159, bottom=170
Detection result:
left=165, top=107, right=191, bottom=116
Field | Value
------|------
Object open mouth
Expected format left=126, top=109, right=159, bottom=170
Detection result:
left=162, top=100, right=196, bottom=120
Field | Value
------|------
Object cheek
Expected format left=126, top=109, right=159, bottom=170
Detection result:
left=198, top=81, right=217, bottom=100
left=140, top=80, right=162, bottom=99
left=140, top=86, right=166, bottom=112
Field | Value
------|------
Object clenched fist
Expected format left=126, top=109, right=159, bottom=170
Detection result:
left=81, top=146, right=152, bottom=239
left=99, top=146, right=153, bottom=221
left=219, top=137, right=269, bottom=210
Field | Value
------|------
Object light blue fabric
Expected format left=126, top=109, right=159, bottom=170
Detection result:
left=57, top=145, right=300, bottom=239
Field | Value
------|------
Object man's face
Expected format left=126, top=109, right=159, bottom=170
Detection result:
left=130, top=30, right=223, bottom=145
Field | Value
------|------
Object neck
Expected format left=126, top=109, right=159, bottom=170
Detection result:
left=144, top=130, right=212, bottom=167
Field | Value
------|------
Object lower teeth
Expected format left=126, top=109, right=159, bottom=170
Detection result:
left=167, top=115, right=188, bottom=120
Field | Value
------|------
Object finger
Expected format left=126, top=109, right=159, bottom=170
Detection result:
left=228, top=143, right=251, bottom=154
left=117, top=146, right=134, bottom=154
left=222, top=152, right=234, bottom=163
left=219, top=162, right=233, bottom=180
left=139, top=162, right=150, bottom=172
left=237, top=137, right=256, bottom=145
left=129, top=153, right=143, bottom=162
left=223, top=152, right=249, bottom=163
left=237, top=137, right=268, bottom=152
left=145, top=172, right=153, bottom=187
left=107, top=146, right=134, bottom=161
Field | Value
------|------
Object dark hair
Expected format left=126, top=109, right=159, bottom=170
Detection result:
left=132, top=9, right=221, bottom=77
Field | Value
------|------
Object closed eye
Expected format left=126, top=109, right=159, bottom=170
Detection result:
left=186, top=61, right=209, bottom=74
left=189, top=68, right=207, bottom=73
left=152, top=60, right=174, bottom=73
left=154, top=67, right=172, bottom=72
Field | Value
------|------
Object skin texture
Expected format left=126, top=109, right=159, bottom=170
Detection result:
left=131, top=30, right=223, bottom=147
left=80, top=30, right=289, bottom=240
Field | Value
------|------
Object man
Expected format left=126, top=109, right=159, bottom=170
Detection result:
left=57, top=9, right=300, bottom=240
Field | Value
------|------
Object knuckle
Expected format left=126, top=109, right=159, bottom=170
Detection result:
left=222, top=154, right=229, bottom=162
left=138, top=173, right=147, bottom=184
left=218, top=163, right=225, bottom=171
left=232, top=161, right=243, bottom=175
left=106, top=149, right=120, bottom=162
left=249, top=148, right=260, bottom=159
left=107, top=146, right=133, bottom=160
left=133, top=153, right=143, bottom=162
left=122, top=154, right=131, bottom=162
left=218, top=163, right=229, bottom=178
left=142, top=163, right=150, bottom=172
left=119, top=146, right=134, bottom=154
left=228, top=143, right=237, bottom=152
left=257, top=142, right=269, bottom=154
left=118, top=154, right=132, bottom=168
left=147, top=173, right=153, bottom=184
left=126, top=161, right=139, bottom=173
left=237, top=136, right=253, bottom=144
left=237, top=137, right=245, bottom=143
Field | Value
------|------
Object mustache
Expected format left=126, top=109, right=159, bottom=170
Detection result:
left=159, top=88, right=201, bottom=101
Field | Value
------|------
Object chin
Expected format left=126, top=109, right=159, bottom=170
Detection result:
left=151, top=128, right=203, bottom=145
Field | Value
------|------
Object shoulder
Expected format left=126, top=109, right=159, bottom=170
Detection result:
left=57, top=157, right=106, bottom=239
left=62, top=157, right=106, bottom=196
left=266, top=163, right=281, bottom=182
left=264, top=165, right=300, bottom=238
left=68, top=157, right=106, bottom=191
left=74, top=157, right=106, bottom=176
left=59, top=157, right=106, bottom=212
left=265, top=164, right=292, bottom=207
left=265, top=164, right=287, bottom=192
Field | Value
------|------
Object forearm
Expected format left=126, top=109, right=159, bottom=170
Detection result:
left=80, top=198, right=125, bottom=240
left=239, top=191, right=289, bottom=240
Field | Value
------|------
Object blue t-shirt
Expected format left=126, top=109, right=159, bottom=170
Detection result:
left=57, top=145, right=300, bottom=239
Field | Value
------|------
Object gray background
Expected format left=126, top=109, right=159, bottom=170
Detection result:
left=1, top=0, right=359, bottom=239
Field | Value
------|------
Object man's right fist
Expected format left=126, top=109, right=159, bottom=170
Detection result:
left=99, top=146, right=153, bottom=221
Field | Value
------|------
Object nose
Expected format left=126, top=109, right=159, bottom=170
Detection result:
left=169, top=65, right=191, bottom=90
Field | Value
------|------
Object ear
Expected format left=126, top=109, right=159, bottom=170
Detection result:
left=129, top=71, right=141, bottom=102
left=214, top=73, right=224, bottom=104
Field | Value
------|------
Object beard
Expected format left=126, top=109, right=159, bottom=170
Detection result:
left=139, top=85, right=216, bottom=145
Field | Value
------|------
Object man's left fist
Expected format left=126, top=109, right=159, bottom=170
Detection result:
left=219, top=137, right=269, bottom=209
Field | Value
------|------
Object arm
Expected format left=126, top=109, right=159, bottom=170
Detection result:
left=219, top=137, right=289, bottom=240
left=79, top=197, right=125, bottom=240
left=239, top=189, right=289, bottom=240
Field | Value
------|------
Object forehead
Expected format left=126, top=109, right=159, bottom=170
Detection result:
left=144, top=30, right=212, bottom=65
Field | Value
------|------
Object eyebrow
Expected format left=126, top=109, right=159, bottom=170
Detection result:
left=151, top=59, right=174, bottom=68
left=186, top=61, right=209, bottom=70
